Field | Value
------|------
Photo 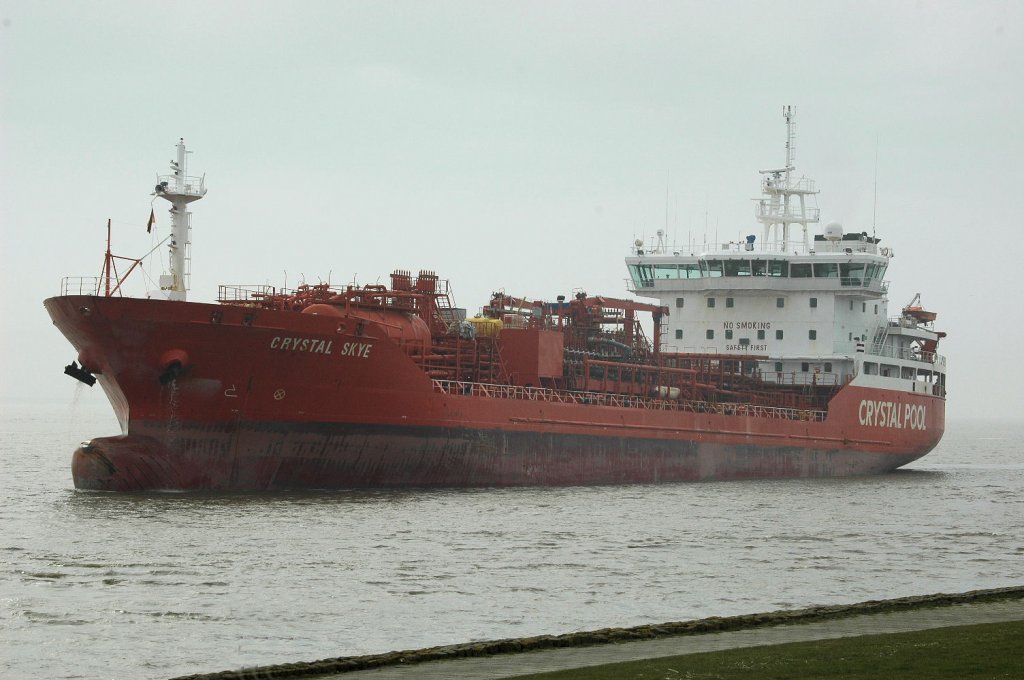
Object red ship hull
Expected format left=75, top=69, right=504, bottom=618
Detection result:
left=46, top=295, right=945, bottom=492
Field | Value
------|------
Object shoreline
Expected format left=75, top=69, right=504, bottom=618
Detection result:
left=172, top=585, right=1024, bottom=680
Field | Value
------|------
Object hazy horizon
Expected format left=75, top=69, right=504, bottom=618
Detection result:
left=3, top=1, right=1022, bottom=422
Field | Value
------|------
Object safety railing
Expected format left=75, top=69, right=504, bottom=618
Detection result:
left=60, top=277, right=102, bottom=296
left=432, top=379, right=827, bottom=422
left=865, top=344, right=941, bottom=364
left=217, top=284, right=278, bottom=303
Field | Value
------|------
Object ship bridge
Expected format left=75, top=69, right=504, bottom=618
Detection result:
left=623, top=107, right=944, bottom=400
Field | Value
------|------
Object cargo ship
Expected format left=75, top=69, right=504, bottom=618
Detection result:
left=46, top=108, right=946, bottom=491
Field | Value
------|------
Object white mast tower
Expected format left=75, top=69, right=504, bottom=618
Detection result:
left=153, top=139, right=206, bottom=301
left=754, top=106, right=820, bottom=251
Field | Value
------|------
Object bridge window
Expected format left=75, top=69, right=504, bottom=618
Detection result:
left=767, top=260, right=788, bottom=277
left=791, top=263, right=812, bottom=278
left=752, top=259, right=767, bottom=276
left=628, top=264, right=654, bottom=288
left=866, top=262, right=888, bottom=283
left=814, top=262, right=839, bottom=278
left=655, top=265, right=679, bottom=279
left=701, top=259, right=724, bottom=277
left=724, top=259, right=751, bottom=276
left=681, top=263, right=701, bottom=278
left=840, top=262, right=866, bottom=286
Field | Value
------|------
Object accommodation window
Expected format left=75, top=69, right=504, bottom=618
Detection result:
left=739, top=338, right=750, bottom=347
left=809, top=329, right=817, bottom=340
left=707, top=298, right=715, bottom=308
left=706, top=329, right=714, bottom=339
left=874, top=304, right=878, bottom=314
left=850, top=300, right=854, bottom=311
left=757, top=330, right=765, bottom=340
left=776, top=297, right=785, bottom=308
left=725, top=329, right=734, bottom=340
left=776, top=330, right=784, bottom=340
left=675, top=329, right=683, bottom=340
left=862, top=302, right=867, bottom=312
left=824, top=362, right=833, bottom=373
left=726, top=297, right=734, bottom=308
left=675, top=297, right=684, bottom=308
left=801, top=362, right=810, bottom=372
left=810, top=297, right=818, bottom=308
left=774, top=361, right=783, bottom=372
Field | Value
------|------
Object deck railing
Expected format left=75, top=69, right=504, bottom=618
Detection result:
left=60, top=277, right=102, bottom=296
left=431, top=380, right=827, bottom=422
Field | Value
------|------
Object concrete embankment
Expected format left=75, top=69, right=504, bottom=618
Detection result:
left=172, top=585, right=1024, bottom=680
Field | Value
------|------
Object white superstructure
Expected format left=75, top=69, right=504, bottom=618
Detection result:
left=152, top=139, right=206, bottom=301
left=626, top=108, right=946, bottom=397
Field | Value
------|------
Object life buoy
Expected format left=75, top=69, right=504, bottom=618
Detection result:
left=881, top=247, right=890, bottom=257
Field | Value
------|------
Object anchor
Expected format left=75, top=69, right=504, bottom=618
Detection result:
left=64, top=360, right=96, bottom=387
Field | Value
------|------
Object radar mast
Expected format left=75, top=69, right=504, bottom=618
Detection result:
left=152, top=139, right=206, bottom=301
left=754, top=106, right=820, bottom=251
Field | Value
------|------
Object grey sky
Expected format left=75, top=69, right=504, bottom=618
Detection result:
left=2, top=0, right=1021, bottom=421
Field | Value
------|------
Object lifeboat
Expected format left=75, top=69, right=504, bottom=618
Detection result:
left=903, top=306, right=937, bottom=323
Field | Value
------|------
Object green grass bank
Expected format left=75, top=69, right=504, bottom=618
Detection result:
left=509, top=619, right=1024, bottom=680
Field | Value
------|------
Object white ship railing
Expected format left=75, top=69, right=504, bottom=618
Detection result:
left=60, top=277, right=102, bottom=296
left=629, top=237, right=882, bottom=258
left=865, top=345, right=941, bottom=364
left=754, top=203, right=821, bottom=223
left=432, top=379, right=827, bottom=422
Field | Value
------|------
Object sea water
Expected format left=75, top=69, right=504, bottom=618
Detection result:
left=1, top=398, right=1021, bottom=679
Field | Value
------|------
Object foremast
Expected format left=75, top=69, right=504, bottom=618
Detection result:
left=755, top=106, right=820, bottom=252
left=153, top=139, right=206, bottom=301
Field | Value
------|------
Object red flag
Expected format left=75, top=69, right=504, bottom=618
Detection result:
left=147, top=208, right=155, bottom=233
